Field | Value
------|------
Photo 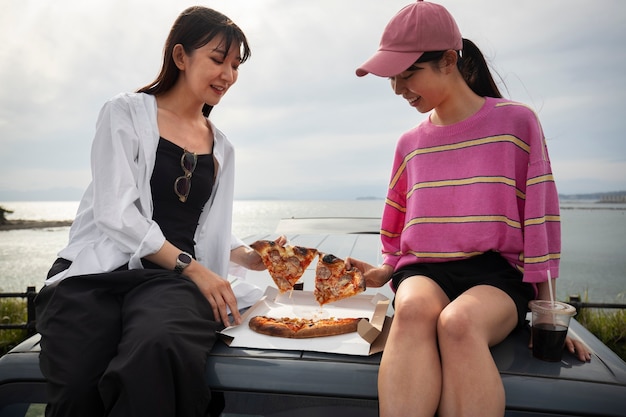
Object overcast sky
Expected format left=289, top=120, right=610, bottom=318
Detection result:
left=1, top=0, right=625, bottom=201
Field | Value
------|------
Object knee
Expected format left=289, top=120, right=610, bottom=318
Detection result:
left=393, top=292, right=442, bottom=327
left=437, top=306, right=473, bottom=343
left=130, top=321, right=180, bottom=353
left=125, top=318, right=213, bottom=360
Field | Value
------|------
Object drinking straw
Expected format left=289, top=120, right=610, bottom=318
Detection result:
left=547, top=270, right=555, bottom=307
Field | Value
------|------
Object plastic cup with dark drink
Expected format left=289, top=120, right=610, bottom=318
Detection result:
left=528, top=300, right=576, bottom=362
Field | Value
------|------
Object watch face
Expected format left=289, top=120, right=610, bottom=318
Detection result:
left=178, top=253, right=192, bottom=264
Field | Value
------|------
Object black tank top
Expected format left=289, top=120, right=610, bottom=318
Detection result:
left=142, top=137, right=215, bottom=268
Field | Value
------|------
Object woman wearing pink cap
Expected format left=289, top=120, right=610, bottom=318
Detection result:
left=349, top=1, right=591, bottom=416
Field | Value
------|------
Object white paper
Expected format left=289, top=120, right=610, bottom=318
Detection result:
left=228, top=262, right=265, bottom=310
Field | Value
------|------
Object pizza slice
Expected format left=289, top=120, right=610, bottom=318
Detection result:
left=248, top=315, right=362, bottom=339
left=314, top=253, right=366, bottom=305
left=250, top=240, right=318, bottom=292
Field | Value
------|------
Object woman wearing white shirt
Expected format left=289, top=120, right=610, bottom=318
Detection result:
left=35, top=7, right=275, bottom=416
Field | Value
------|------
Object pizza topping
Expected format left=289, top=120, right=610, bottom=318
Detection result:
left=322, top=254, right=338, bottom=263
left=248, top=315, right=363, bottom=339
left=316, top=257, right=333, bottom=279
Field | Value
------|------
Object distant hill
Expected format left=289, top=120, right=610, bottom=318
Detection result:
left=559, top=191, right=626, bottom=203
left=356, top=196, right=384, bottom=201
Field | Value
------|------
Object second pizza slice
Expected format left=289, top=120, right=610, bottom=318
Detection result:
left=314, top=253, right=366, bottom=305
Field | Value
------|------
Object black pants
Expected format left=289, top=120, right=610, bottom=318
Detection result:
left=35, top=268, right=223, bottom=417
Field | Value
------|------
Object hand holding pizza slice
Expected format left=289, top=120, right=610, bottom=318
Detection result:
left=314, top=253, right=366, bottom=305
left=250, top=240, right=318, bottom=293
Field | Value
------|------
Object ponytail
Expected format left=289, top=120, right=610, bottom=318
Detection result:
left=458, top=38, right=502, bottom=98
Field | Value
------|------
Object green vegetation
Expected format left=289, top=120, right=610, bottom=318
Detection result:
left=577, top=309, right=626, bottom=360
left=0, top=297, right=28, bottom=355
left=0, top=205, right=14, bottom=225
left=572, top=293, right=626, bottom=361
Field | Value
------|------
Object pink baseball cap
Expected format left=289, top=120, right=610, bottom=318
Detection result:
left=356, top=0, right=462, bottom=77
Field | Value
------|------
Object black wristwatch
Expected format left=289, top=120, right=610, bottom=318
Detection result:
left=174, top=252, right=193, bottom=273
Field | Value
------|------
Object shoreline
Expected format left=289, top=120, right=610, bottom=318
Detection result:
left=0, top=200, right=624, bottom=231
left=0, top=220, right=73, bottom=231
left=1, top=203, right=625, bottom=231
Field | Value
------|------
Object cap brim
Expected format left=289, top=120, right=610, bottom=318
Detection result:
left=356, top=50, right=423, bottom=77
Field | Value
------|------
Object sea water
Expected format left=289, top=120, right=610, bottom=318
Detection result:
left=1, top=200, right=624, bottom=302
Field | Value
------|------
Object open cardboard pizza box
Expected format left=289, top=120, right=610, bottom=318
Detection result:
left=220, top=286, right=391, bottom=356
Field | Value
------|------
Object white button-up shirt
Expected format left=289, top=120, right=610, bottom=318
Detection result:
left=46, top=92, right=243, bottom=285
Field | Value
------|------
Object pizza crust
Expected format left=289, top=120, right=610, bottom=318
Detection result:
left=248, top=316, right=362, bottom=339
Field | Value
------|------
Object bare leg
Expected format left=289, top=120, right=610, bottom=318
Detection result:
left=378, top=276, right=449, bottom=417
left=437, top=285, right=518, bottom=417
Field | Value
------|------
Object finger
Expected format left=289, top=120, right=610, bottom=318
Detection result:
left=230, top=303, right=242, bottom=325
left=345, top=257, right=353, bottom=269
left=249, top=252, right=265, bottom=271
left=567, top=337, right=592, bottom=362
left=207, top=286, right=231, bottom=327
left=207, top=297, right=222, bottom=327
left=221, top=311, right=232, bottom=328
left=346, top=257, right=362, bottom=271
left=221, top=288, right=241, bottom=326
left=216, top=297, right=231, bottom=328
left=573, top=341, right=592, bottom=362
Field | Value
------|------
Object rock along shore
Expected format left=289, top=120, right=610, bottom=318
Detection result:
left=0, top=220, right=73, bottom=231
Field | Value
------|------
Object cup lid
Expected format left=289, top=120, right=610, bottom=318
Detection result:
left=528, top=300, right=576, bottom=316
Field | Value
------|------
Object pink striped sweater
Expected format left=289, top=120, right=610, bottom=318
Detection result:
left=381, top=97, right=560, bottom=284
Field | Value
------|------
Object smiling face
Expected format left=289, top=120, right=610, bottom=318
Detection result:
left=174, top=35, right=242, bottom=107
left=388, top=50, right=461, bottom=115
left=389, top=61, right=447, bottom=114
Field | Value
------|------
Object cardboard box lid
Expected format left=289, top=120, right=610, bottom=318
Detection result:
left=220, top=286, right=390, bottom=356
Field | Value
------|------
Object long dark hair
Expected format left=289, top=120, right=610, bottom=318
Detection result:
left=137, top=6, right=251, bottom=117
left=417, top=38, right=502, bottom=98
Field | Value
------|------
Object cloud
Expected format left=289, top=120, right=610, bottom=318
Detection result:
left=553, top=158, right=626, bottom=194
left=1, top=0, right=625, bottom=201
